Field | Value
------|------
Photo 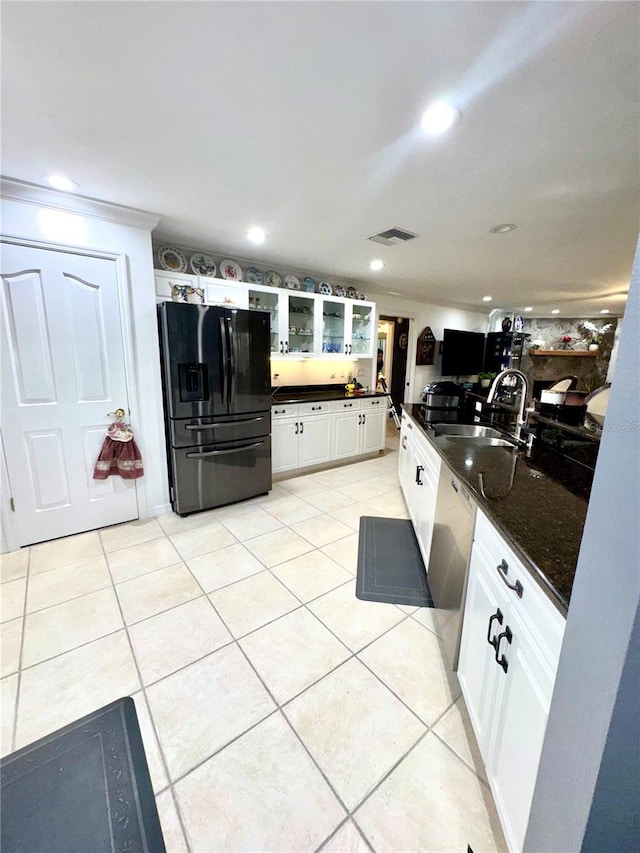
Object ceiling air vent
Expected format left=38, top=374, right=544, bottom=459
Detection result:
left=367, top=227, right=419, bottom=247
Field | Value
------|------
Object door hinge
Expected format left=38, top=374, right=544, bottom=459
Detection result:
left=10, top=497, right=15, bottom=512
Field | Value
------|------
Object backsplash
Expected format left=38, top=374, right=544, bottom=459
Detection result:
left=271, top=358, right=373, bottom=389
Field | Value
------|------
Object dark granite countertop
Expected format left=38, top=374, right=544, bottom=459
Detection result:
left=272, top=389, right=386, bottom=404
left=405, top=404, right=590, bottom=615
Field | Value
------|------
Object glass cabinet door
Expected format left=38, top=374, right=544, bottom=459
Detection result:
left=321, top=299, right=346, bottom=355
left=288, top=294, right=315, bottom=355
left=248, top=287, right=280, bottom=354
left=350, top=303, right=374, bottom=355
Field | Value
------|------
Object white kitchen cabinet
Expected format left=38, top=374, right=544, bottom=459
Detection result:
left=333, top=409, right=361, bottom=459
left=330, top=398, right=385, bottom=459
left=411, top=438, right=441, bottom=567
left=398, top=415, right=416, bottom=504
left=360, top=396, right=387, bottom=453
left=347, top=301, right=375, bottom=357
left=248, top=285, right=288, bottom=355
left=154, top=271, right=248, bottom=307
left=272, top=402, right=332, bottom=474
left=298, top=413, right=332, bottom=467
left=458, top=510, right=566, bottom=852
left=397, top=413, right=440, bottom=565
left=272, top=397, right=386, bottom=475
left=271, top=417, right=299, bottom=474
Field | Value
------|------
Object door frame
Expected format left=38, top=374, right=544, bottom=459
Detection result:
left=378, top=312, right=416, bottom=408
left=0, top=235, right=143, bottom=551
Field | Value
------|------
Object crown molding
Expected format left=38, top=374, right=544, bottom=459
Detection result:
left=0, top=177, right=161, bottom=231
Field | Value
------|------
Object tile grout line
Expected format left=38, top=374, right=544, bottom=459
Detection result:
left=177, top=542, right=360, bottom=826
left=97, top=532, right=195, bottom=853
left=10, top=546, right=31, bottom=752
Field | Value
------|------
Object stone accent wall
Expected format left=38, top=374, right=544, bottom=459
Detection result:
left=521, top=317, right=617, bottom=393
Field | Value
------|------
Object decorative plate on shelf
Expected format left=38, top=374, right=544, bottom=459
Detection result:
left=265, top=270, right=283, bottom=288
left=245, top=267, right=264, bottom=286
left=334, top=285, right=346, bottom=298
left=219, top=259, right=242, bottom=280
left=158, top=246, right=187, bottom=273
left=284, top=274, right=301, bottom=290
left=346, top=286, right=358, bottom=300
left=318, top=281, right=332, bottom=296
left=189, top=253, right=217, bottom=277
left=302, top=276, right=317, bottom=293
left=358, top=292, right=367, bottom=300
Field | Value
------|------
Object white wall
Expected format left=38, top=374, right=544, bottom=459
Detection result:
left=1, top=182, right=170, bottom=536
left=372, top=292, right=488, bottom=402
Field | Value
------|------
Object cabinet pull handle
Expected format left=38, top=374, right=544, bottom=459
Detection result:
left=280, top=341, right=284, bottom=354
left=345, top=344, right=349, bottom=355
left=496, top=559, right=524, bottom=598
left=345, top=403, right=352, bottom=408
left=486, top=608, right=503, bottom=647
left=274, top=409, right=285, bottom=415
left=295, top=422, right=299, bottom=435
left=494, top=625, right=513, bottom=673
left=401, top=435, right=407, bottom=449
left=300, top=421, right=304, bottom=434
left=362, top=413, right=366, bottom=424
left=407, top=421, right=413, bottom=430
left=284, top=342, right=289, bottom=354
left=348, top=344, right=352, bottom=355
left=311, top=406, right=321, bottom=411
left=415, top=465, right=424, bottom=486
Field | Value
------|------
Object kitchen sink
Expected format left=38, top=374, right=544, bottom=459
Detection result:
left=466, top=437, right=517, bottom=448
left=432, top=424, right=505, bottom=439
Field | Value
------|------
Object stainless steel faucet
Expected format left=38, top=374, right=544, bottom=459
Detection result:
left=486, top=369, right=530, bottom=442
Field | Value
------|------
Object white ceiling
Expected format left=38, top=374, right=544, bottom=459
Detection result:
left=2, top=1, right=638, bottom=316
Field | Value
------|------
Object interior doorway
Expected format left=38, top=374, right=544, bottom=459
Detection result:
left=377, top=315, right=410, bottom=414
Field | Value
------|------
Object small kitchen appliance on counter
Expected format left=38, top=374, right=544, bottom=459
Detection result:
left=158, top=302, right=272, bottom=515
left=420, top=381, right=465, bottom=423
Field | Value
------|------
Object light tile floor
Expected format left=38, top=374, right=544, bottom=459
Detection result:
left=0, top=423, right=506, bottom=852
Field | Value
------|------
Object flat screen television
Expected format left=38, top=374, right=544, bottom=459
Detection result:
left=441, top=329, right=485, bottom=377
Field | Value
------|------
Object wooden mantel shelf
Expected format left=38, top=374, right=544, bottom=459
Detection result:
left=529, top=349, right=597, bottom=357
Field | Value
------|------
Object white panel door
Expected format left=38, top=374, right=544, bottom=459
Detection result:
left=298, top=415, right=331, bottom=467
left=1, top=242, right=138, bottom=545
left=271, top=418, right=299, bottom=473
left=360, top=409, right=386, bottom=453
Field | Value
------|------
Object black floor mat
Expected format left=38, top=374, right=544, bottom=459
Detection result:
left=0, top=697, right=165, bottom=853
left=356, top=516, right=434, bottom=607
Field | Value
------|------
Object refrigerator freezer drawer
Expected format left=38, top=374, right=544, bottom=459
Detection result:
left=169, top=413, right=271, bottom=449
left=169, top=437, right=272, bottom=515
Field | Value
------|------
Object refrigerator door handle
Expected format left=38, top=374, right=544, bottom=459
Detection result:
left=219, top=316, right=228, bottom=404
left=184, top=416, right=266, bottom=430
left=186, top=440, right=265, bottom=459
left=226, top=315, right=236, bottom=407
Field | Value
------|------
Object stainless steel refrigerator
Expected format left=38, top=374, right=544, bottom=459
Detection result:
left=158, top=302, right=272, bottom=515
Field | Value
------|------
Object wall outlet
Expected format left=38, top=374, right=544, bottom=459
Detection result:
left=330, top=374, right=335, bottom=379
left=357, top=368, right=365, bottom=376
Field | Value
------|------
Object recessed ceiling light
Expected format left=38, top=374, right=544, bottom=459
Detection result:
left=43, top=174, right=79, bottom=192
left=489, top=223, right=517, bottom=234
left=387, top=290, right=401, bottom=296
left=420, top=101, right=461, bottom=135
left=247, top=227, right=266, bottom=244
left=524, top=307, right=533, bottom=312
left=551, top=309, right=560, bottom=314
left=370, top=259, right=384, bottom=271
left=482, top=296, right=492, bottom=302
left=600, top=309, right=610, bottom=314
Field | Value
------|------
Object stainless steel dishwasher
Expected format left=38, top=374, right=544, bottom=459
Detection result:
left=428, top=465, right=477, bottom=669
